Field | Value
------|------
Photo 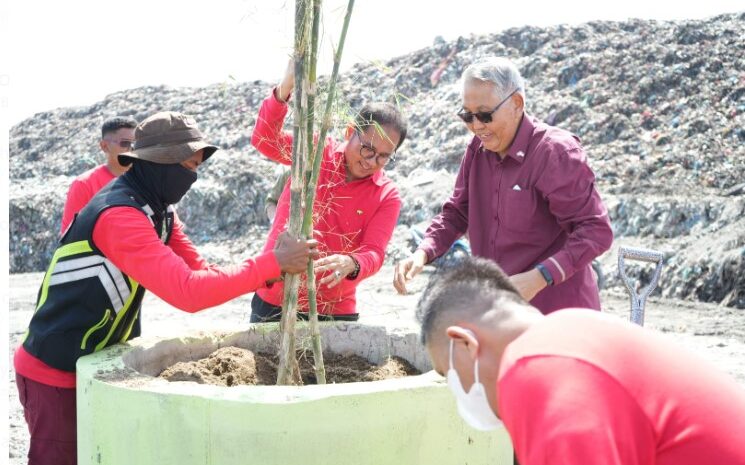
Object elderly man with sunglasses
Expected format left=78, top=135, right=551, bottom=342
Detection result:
left=60, top=116, right=138, bottom=234
left=249, top=62, right=408, bottom=322
left=394, top=57, right=613, bottom=315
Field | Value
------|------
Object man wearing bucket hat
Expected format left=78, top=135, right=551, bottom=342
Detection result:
left=14, top=111, right=318, bottom=465
left=417, top=256, right=745, bottom=465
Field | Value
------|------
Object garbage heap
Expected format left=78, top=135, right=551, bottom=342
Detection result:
left=9, top=12, right=744, bottom=308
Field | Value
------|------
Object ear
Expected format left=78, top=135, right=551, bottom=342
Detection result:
left=99, top=140, right=108, bottom=154
left=446, top=325, right=479, bottom=360
left=344, top=124, right=356, bottom=141
left=511, top=92, right=525, bottom=113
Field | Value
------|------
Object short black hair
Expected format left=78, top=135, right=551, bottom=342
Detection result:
left=354, top=102, right=408, bottom=150
left=101, top=116, right=138, bottom=138
left=416, top=256, right=525, bottom=345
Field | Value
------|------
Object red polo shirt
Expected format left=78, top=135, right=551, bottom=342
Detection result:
left=60, top=164, right=116, bottom=234
left=251, top=89, right=401, bottom=314
left=497, top=310, right=745, bottom=465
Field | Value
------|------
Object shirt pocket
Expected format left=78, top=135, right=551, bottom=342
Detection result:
left=331, top=206, right=367, bottom=252
left=500, top=187, right=538, bottom=233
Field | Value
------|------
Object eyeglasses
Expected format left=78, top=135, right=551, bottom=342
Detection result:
left=105, top=139, right=134, bottom=149
left=354, top=131, right=396, bottom=167
left=457, top=89, right=518, bottom=124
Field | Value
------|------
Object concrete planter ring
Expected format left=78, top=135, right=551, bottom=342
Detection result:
left=77, top=322, right=513, bottom=465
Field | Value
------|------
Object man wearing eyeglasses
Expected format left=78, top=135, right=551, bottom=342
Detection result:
left=394, top=57, right=613, bottom=315
left=60, top=116, right=138, bottom=233
left=249, top=62, right=408, bottom=322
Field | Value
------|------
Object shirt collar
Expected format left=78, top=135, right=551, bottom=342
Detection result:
left=504, top=113, right=534, bottom=163
left=477, top=112, right=534, bottom=164
left=331, top=139, right=387, bottom=186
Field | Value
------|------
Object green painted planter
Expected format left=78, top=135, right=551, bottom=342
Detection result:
left=77, top=323, right=513, bottom=465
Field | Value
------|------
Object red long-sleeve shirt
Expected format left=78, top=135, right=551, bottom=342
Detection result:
left=15, top=207, right=280, bottom=387
left=60, top=164, right=116, bottom=234
left=251, top=89, right=401, bottom=314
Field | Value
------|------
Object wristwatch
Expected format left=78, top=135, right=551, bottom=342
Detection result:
left=535, top=263, right=554, bottom=286
left=347, top=256, right=360, bottom=280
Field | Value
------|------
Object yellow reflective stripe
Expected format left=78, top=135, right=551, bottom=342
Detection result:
left=36, top=241, right=94, bottom=311
left=95, top=278, right=140, bottom=351
left=120, top=306, right=141, bottom=343
left=81, top=309, right=111, bottom=350
left=120, top=277, right=142, bottom=342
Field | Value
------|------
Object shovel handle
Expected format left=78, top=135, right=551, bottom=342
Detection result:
left=618, top=246, right=665, bottom=326
left=619, top=247, right=664, bottom=264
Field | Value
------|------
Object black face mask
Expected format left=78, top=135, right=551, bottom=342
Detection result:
left=123, top=160, right=197, bottom=211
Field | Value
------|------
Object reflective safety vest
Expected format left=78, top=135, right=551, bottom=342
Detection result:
left=22, top=178, right=174, bottom=372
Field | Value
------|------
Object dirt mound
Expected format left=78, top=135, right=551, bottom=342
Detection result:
left=158, top=347, right=421, bottom=386
left=158, top=347, right=263, bottom=386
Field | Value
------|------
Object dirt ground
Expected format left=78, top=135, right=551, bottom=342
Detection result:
left=7, top=266, right=745, bottom=463
left=158, top=347, right=420, bottom=386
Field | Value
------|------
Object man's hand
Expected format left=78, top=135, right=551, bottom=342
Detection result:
left=509, top=268, right=548, bottom=302
left=275, top=59, right=295, bottom=103
left=393, top=249, right=428, bottom=295
left=274, top=232, right=319, bottom=274
left=314, top=254, right=356, bottom=289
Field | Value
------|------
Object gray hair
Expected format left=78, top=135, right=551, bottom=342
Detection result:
left=461, top=57, right=526, bottom=101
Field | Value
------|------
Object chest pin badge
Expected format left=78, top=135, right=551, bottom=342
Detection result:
left=356, top=209, right=363, bottom=215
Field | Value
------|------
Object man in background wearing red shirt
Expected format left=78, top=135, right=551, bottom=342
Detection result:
left=249, top=62, right=408, bottom=322
left=417, top=256, right=745, bottom=465
left=60, top=116, right=138, bottom=233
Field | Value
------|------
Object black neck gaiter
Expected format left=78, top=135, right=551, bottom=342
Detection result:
left=122, top=160, right=197, bottom=213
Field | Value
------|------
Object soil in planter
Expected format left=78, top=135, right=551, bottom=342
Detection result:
left=158, top=346, right=421, bottom=386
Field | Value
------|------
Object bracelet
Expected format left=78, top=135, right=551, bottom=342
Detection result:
left=346, top=256, right=360, bottom=280
left=535, top=263, right=554, bottom=286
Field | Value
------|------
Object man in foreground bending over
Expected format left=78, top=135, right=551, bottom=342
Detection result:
left=416, top=256, right=745, bottom=465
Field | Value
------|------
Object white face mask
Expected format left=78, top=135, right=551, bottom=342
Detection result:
left=446, top=332, right=503, bottom=431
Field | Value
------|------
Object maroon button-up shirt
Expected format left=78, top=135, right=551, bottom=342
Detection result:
left=419, top=114, right=613, bottom=314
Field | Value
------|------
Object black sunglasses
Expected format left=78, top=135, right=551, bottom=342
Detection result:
left=457, top=89, right=518, bottom=124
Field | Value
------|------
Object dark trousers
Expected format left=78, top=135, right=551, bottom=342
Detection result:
left=16, top=373, right=77, bottom=465
left=250, top=294, right=359, bottom=323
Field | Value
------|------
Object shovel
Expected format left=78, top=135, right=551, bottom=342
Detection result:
left=617, top=246, right=664, bottom=326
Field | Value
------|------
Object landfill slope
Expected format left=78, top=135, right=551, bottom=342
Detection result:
left=9, top=12, right=745, bottom=308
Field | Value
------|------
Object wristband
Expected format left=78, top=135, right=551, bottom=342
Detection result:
left=535, top=263, right=554, bottom=286
left=347, top=257, right=360, bottom=280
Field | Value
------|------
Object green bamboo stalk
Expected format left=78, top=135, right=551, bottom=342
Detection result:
left=302, top=0, right=355, bottom=385
left=277, top=0, right=311, bottom=386
left=305, top=0, right=321, bottom=183
left=303, top=0, right=326, bottom=385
